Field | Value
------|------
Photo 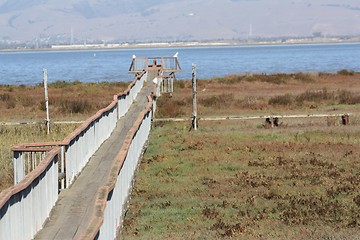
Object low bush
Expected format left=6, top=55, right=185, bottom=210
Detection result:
left=0, top=93, right=11, bottom=101
left=268, top=94, right=293, bottom=106
left=215, top=75, right=244, bottom=84
left=49, top=80, right=82, bottom=88
left=0, top=93, right=16, bottom=109
left=217, top=73, right=315, bottom=85
left=200, top=94, right=235, bottom=107
left=19, top=96, right=36, bottom=108
left=250, top=73, right=289, bottom=84
left=60, top=99, right=93, bottom=114
left=156, top=99, right=185, bottom=118
left=337, top=69, right=355, bottom=76
left=174, top=80, right=186, bottom=89
left=292, top=72, right=316, bottom=83
left=295, top=88, right=334, bottom=103
left=338, top=90, right=360, bottom=104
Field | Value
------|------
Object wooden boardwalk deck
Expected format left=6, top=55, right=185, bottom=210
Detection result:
left=34, top=82, right=153, bottom=240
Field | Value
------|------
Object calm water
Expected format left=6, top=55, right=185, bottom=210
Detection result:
left=0, top=43, right=359, bottom=85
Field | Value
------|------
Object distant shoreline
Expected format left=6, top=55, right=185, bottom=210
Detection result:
left=1, top=39, right=359, bottom=53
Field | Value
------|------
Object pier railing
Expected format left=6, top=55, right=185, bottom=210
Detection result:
left=12, top=71, right=147, bottom=187
left=0, top=148, right=59, bottom=240
left=129, top=56, right=181, bottom=73
left=0, top=70, right=147, bottom=240
left=82, top=96, right=153, bottom=239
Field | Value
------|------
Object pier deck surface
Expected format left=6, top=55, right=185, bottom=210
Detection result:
left=35, top=82, right=153, bottom=240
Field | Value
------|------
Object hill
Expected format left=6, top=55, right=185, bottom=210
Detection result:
left=0, top=0, right=360, bottom=43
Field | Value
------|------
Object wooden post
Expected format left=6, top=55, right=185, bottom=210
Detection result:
left=43, top=68, right=50, bottom=135
left=192, top=64, right=198, bottom=130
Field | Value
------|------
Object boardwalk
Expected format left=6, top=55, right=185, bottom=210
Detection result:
left=34, top=82, right=154, bottom=240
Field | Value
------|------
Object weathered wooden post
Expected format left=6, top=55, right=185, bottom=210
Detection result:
left=192, top=64, right=198, bottom=130
left=43, top=68, right=50, bottom=135
left=342, top=114, right=349, bottom=125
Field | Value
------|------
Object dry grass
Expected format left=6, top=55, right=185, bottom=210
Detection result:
left=0, top=81, right=128, bottom=121
left=122, top=121, right=360, bottom=239
left=213, top=72, right=316, bottom=85
left=123, top=72, right=360, bottom=239
left=0, top=123, right=79, bottom=191
left=0, top=81, right=128, bottom=191
left=157, top=72, right=360, bottom=117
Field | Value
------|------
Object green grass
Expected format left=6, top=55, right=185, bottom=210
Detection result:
left=122, top=122, right=360, bottom=239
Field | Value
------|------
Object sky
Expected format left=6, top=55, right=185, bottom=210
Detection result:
left=0, top=0, right=359, bottom=43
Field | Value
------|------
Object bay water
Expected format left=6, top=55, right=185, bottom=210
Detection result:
left=0, top=43, right=359, bottom=85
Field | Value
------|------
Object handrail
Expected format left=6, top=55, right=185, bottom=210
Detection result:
left=1, top=69, right=147, bottom=240
left=11, top=70, right=147, bottom=151
left=129, top=56, right=181, bottom=73
left=0, top=148, right=59, bottom=207
left=12, top=71, right=146, bottom=185
left=0, top=148, right=60, bottom=240
left=80, top=95, right=154, bottom=239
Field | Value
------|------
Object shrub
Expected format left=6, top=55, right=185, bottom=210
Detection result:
left=39, top=100, right=46, bottom=111
left=175, top=80, right=186, bottom=89
left=292, top=73, right=315, bottom=83
left=156, top=99, right=185, bottom=118
left=252, top=74, right=288, bottom=84
left=338, top=90, right=360, bottom=104
left=0, top=93, right=11, bottom=101
left=213, top=73, right=315, bottom=85
left=268, top=94, right=293, bottom=106
left=0, top=93, right=16, bottom=109
left=337, top=69, right=354, bottom=76
left=19, top=96, right=36, bottom=107
left=60, top=99, right=92, bottom=113
left=216, top=75, right=244, bottom=84
left=200, top=94, right=235, bottom=107
left=295, top=88, right=334, bottom=103
left=50, top=80, right=82, bottom=88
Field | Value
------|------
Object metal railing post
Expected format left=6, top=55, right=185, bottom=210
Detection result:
left=61, top=146, right=65, bottom=189
left=13, top=151, right=25, bottom=185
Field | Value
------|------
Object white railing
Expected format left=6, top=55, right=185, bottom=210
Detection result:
left=62, top=100, right=118, bottom=186
left=2, top=71, right=148, bottom=240
left=129, top=56, right=182, bottom=73
left=13, top=149, right=49, bottom=185
left=117, top=72, right=147, bottom=118
left=12, top=71, right=147, bottom=187
left=81, top=96, right=154, bottom=240
left=0, top=149, right=59, bottom=240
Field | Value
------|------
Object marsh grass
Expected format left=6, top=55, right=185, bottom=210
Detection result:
left=214, top=72, right=316, bottom=85
left=156, top=73, right=360, bottom=118
left=123, top=122, right=360, bottom=239
left=0, top=81, right=127, bottom=121
left=0, top=123, right=78, bottom=191
left=268, top=89, right=360, bottom=107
